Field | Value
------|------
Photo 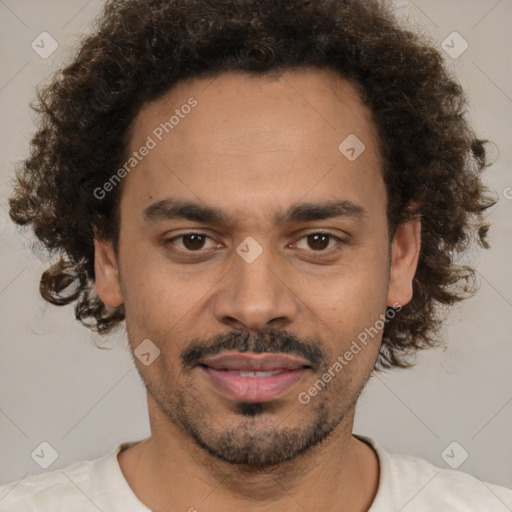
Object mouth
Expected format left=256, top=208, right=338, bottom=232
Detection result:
left=198, top=352, right=313, bottom=402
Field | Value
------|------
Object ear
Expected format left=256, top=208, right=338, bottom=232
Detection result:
left=94, top=237, right=123, bottom=307
left=386, top=216, right=421, bottom=308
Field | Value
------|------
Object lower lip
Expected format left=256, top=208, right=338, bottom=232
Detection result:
left=201, top=366, right=311, bottom=402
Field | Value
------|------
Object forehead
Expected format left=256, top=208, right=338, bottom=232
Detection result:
left=120, top=67, right=384, bottom=222
left=130, top=67, right=378, bottom=153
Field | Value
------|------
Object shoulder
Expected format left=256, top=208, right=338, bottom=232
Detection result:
left=0, top=459, right=98, bottom=511
left=0, top=443, right=128, bottom=512
left=355, top=435, right=512, bottom=511
left=388, top=450, right=512, bottom=507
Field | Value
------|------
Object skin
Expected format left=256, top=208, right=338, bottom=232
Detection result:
left=94, top=68, right=421, bottom=511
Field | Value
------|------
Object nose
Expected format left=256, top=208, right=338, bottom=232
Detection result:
left=212, top=242, right=299, bottom=333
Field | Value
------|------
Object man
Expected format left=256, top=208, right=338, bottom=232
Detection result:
left=1, top=0, right=510, bottom=510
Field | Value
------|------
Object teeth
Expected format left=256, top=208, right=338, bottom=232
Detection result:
left=226, top=370, right=283, bottom=377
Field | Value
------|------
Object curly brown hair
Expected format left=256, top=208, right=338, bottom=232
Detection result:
left=8, top=0, right=496, bottom=369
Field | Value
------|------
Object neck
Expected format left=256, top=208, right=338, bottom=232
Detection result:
left=118, top=396, right=380, bottom=511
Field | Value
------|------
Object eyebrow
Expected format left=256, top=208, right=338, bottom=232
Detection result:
left=142, top=197, right=367, bottom=226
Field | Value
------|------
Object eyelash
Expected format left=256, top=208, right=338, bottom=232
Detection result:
left=164, top=231, right=346, bottom=255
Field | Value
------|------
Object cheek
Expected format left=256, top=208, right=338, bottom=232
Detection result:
left=296, top=254, right=389, bottom=367
left=299, top=252, right=389, bottom=320
left=119, top=247, right=215, bottom=339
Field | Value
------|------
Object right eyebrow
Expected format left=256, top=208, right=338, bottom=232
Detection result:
left=143, top=198, right=230, bottom=225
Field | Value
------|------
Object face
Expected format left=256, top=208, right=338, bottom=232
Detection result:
left=95, top=68, right=420, bottom=468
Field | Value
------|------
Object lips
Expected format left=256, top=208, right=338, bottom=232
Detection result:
left=198, top=352, right=313, bottom=402
left=199, top=352, right=313, bottom=372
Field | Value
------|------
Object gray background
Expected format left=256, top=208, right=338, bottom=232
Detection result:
left=1, top=0, right=511, bottom=496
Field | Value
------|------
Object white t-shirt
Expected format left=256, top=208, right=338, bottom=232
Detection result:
left=1, top=435, right=511, bottom=511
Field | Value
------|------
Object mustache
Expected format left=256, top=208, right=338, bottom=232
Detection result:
left=180, top=327, right=327, bottom=371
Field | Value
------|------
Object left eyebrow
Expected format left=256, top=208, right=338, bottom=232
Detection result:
left=278, top=200, right=367, bottom=223
left=142, top=197, right=367, bottom=226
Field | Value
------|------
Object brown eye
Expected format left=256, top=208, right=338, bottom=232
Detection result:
left=165, top=232, right=217, bottom=252
left=182, top=234, right=207, bottom=250
left=294, top=232, right=345, bottom=254
left=306, top=233, right=331, bottom=251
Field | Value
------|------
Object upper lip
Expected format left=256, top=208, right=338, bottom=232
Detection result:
left=199, top=352, right=313, bottom=371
